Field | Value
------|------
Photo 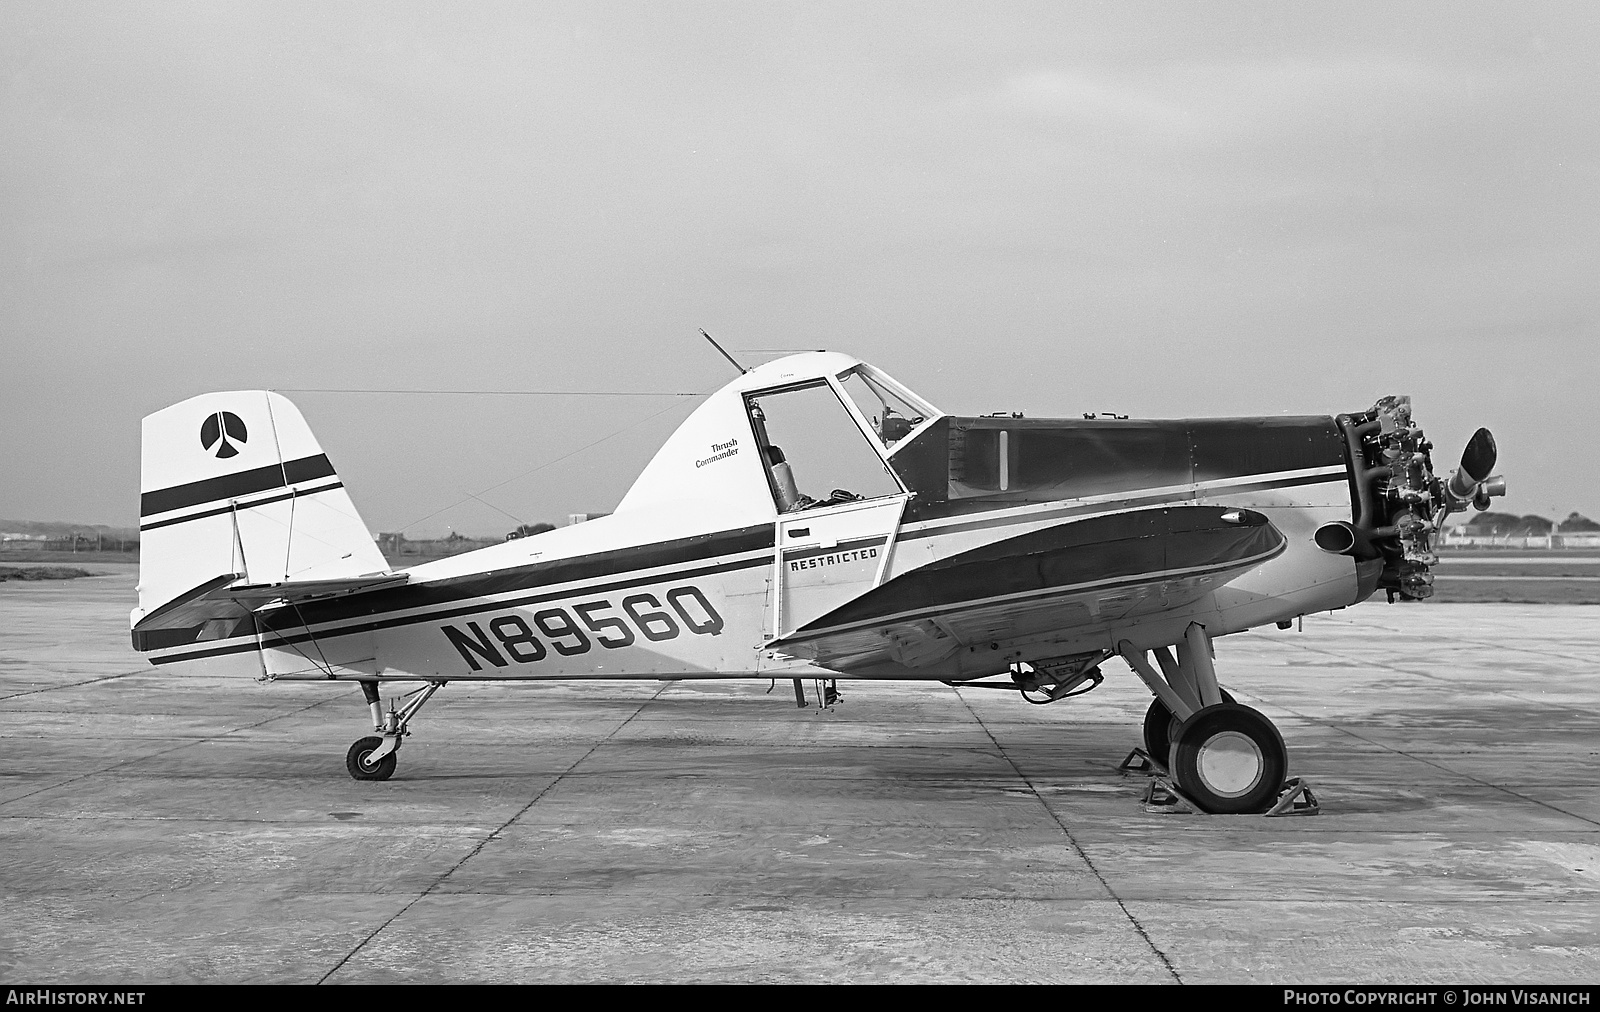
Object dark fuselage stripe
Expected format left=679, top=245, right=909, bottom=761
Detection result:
left=147, top=471, right=1344, bottom=665
left=787, top=543, right=1288, bottom=642
left=140, top=454, right=336, bottom=518
left=150, top=551, right=774, bottom=664
left=139, top=481, right=345, bottom=531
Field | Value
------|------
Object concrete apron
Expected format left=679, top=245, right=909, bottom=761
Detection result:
left=2, top=573, right=1597, bottom=983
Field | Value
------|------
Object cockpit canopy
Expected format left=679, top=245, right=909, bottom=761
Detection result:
left=616, top=350, right=1344, bottom=527
left=613, top=353, right=941, bottom=524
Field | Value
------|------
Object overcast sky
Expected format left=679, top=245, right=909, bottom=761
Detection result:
left=2, top=2, right=1595, bottom=536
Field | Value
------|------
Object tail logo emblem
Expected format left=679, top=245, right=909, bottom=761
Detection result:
left=200, top=411, right=249, bottom=459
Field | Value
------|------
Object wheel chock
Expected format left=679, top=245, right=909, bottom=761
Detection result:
left=1141, top=776, right=1202, bottom=814
left=1122, top=744, right=1319, bottom=815
left=1119, top=747, right=1161, bottom=775
left=1140, top=774, right=1320, bottom=816
left=1265, top=777, right=1320, bottom=817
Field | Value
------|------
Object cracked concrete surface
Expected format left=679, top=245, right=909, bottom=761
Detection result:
left=2, top=573, right=1597, bottom=983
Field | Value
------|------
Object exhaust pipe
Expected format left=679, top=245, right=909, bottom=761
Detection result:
left=1314, top=520, right=1381, bottom=561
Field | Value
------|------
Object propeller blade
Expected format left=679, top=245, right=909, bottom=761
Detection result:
left=1460, top=428, right=1497, bottom=483
left=1446, top=428, right=1499, bottom=504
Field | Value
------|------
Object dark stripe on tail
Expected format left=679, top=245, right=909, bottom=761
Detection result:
left=140, top=454, right=336, bottom=517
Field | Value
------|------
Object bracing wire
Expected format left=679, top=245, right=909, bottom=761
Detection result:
left=394, top=395, right=704, bottom=534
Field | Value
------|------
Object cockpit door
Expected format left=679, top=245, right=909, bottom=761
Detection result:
left=739, top=378, right=911, bottom=643
left=771, top=494, right=908, bottom=641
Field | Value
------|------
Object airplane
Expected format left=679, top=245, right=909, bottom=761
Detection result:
left=129, top=349, right=1506, bottom=813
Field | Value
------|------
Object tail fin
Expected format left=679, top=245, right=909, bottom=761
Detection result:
left=134, top=391, right=389, bottom=629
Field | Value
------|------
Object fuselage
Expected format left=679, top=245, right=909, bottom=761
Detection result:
left=136, top=352, right=1372, bottom=684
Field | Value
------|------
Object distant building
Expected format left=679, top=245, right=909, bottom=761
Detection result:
left=1440, top=510, right=1600, bottom=549
left=375, top=531, right=500, bottom=560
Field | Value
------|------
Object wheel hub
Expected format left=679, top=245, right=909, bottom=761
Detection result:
left=1195, top=731, right=1264, bottom=797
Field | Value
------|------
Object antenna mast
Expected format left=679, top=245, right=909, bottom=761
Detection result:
left=700, top=329, right=748, bottom=375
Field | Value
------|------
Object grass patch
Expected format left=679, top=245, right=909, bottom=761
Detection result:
left=1428, top=579, right=1600, bottom=605
left=0, top=565, right=96, bottom=581
left=0, top=550, right=138, bottom=565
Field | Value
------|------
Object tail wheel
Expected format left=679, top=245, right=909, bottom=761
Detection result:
left=1142, top=689, right=1235, bottom=767
left=346, top=735, right=397, bottom=782
left=1168, top=702, right=1285, bottom=814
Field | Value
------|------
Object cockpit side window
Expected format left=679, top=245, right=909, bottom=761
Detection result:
left=745, top=382, right=904, bottom=512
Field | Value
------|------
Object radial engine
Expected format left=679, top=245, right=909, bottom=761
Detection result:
left=1319, top=397, right=1506, bottom=601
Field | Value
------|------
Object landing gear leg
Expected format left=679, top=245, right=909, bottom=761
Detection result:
left=1138, top=687, right=1235, bottom=766
left=345, top=680, right=446, bottom=782
left=359, top=680, right=383, bottom=731
left=1120, top=625, right=1285, bottom=814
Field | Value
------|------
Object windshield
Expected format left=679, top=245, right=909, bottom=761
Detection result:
left=835, top=365, right=939, bottom=451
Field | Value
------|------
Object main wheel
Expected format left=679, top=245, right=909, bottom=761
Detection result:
left=1142, top=697, right=1176, bottom=764
left=1142, top=689, right=1235, bottom=767
left=1168, top=702, right=1285, bottom=814
left=346, top=735, right=397, bottom=782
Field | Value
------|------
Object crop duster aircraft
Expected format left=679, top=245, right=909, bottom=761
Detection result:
left=130, top=351, right=1505, bottom=813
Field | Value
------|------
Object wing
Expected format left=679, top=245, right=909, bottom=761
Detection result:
left=769, top=505, right=1285, bottom=675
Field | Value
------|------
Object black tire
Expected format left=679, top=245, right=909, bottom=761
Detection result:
left=1142, top=697, right=1176, bottom=764
left=346, top=735, right=397, bottom=782
left=1142, top=689, right=1235, bottom=766
left=1168, top=702, right=1286, bottom=814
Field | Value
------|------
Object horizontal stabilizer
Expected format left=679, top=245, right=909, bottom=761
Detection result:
left=132, top=571, right=408, bottom=652
left=224, top=572, right=410, bottom=607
